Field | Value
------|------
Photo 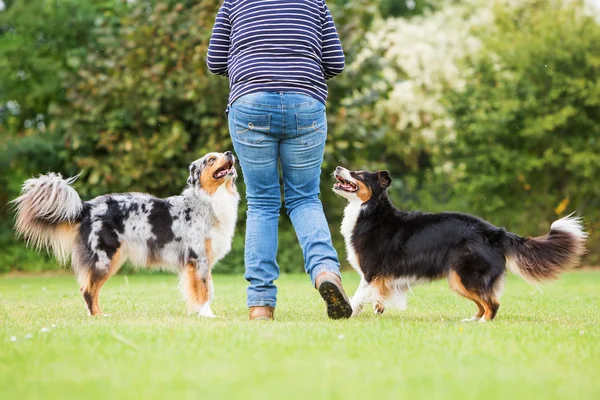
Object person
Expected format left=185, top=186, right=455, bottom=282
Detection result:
left=207, top=0, right=352, bottom=320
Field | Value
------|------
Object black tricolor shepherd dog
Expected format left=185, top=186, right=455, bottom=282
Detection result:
left=13, top=152, right=239, bottom=318
left=333, top=167, right=587, bottom=322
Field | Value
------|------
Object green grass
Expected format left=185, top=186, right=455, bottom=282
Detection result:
left=1, top=271, right=599, bottom=400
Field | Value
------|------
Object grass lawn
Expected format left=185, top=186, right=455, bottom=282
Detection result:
left=1, top=270, right=599, bottom=399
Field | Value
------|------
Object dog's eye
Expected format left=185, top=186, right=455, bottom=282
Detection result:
left=357, top=174, right=364, bottom=179
left=208, top=157, right=216, bottom=163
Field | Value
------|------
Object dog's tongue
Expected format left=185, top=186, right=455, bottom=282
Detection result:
left=335, top=183, right=354, bottom=191
left=216, top=169, right=228, bottom=178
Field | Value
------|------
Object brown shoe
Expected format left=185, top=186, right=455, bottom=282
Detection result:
left=249, top=306, right=275, bottom=321
left=315, top=272, right=352, bottom=320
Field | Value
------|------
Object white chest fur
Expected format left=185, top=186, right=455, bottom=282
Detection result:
left=341, top=201, right=363, bottom=276
left=208, top=185, right=239, bottom=263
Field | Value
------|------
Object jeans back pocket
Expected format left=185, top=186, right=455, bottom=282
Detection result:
left=234, top=110, right=271, bottom=144
left=295, top=109, right=326, bottom=147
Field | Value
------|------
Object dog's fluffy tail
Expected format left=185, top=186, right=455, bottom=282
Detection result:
left=12, top=173, right=83, bottom=264
left=503, top=214, right=587, bottom=284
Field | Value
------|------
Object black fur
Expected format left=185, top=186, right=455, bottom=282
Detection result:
left=148, top=199, right=175, bottom=247
left=94, top=196, right=125, bottom=262
left=336, top=168, right=586, bottom=321
left=353, top=201, right=508, bottom=292
left=77, top=204, right=97, bottom=266
left=83, top=291, right=94, bottom=312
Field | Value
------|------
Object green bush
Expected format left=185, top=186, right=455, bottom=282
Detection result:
left=445, top=0, right=600, bottom=261
left=1, top=0, right=362, bottom=274
left=0, top=0, right=118, bottom=135
left=52, top=1, right=228, bottom=197
left=1, top=0, right=599, bottom=273
left=0, top=0, right=123, bottom=272
left=379, top=0, right=445, bottom=18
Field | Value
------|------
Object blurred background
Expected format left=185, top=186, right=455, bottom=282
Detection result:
left=1, top=0, right=598, bottom=274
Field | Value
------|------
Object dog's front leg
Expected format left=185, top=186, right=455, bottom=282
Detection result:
left=180, top=258, right=216, bottom=318
left=350, top=278, right=370, bottom=316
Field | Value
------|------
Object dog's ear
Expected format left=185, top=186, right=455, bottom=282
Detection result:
left=187, top=163, right=200, bottom=187
left=378, top=170, right=392, bottom=188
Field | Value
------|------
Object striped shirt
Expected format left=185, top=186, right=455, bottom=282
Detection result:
left=207, top=0, right=345, bottom=107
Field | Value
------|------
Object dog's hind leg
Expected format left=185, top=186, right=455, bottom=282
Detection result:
left=78, top=248, right=124, bottom=316
left=448, top=270, right=489, bottom=322
left=479, top=276, right=502, bottom=321
left=370, top=277, right=391, bottom=315
left=350, top=278, right=370, bottom=316
left=461, top=300, right=485, bottom=322
left=480, top=295, right=500, bottom=322
left=179, top=258, right=215, bottom=318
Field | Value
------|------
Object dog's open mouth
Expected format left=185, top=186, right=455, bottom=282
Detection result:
left=213, top=160, right=235, bottom=179
left=334, top=174, right=358, bottom=192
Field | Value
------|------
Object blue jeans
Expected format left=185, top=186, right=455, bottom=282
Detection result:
left=228, top=92, right=341, bottom=308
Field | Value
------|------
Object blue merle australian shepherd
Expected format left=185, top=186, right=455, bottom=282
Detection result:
left=14, top=151, right=239, bottom=318
left=333, top=167, right=587, bottom=322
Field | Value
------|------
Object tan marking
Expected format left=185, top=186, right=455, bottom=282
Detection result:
left=356, top=180, right=373, bottom=203
left=199, top=153, right=231, bottom=195
left=371, top=276, right=391, bottom=298
left=474, top=302, right=485, bottom=319
left=206, top=270, right=214, bottom=301
left=205, top=238, right=214, bottom=268
left=448, top=270, right=495, bottom=321
left=55, top=222, right=78, bottom=240
left=82, top=248, right=122, bottom=316
left=182, top=263, right=210, bottom=312
left=482, top=306, right=493, bottom=320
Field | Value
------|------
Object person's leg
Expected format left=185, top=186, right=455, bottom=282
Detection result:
left=279, top=93, right=351, bottom=319
left=228, top=93, right=282, bottom=311
left=279, top=94, right=340, bottom=284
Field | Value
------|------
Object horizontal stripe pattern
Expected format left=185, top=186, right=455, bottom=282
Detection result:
left=207, top=0, right=344, bottom=106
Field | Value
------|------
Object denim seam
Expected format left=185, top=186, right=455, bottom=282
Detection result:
left=247, top=300, right=277, bottom=308
left=236, top=99, right=316, bottom=109
left=311, top=265, right=342, bottom=285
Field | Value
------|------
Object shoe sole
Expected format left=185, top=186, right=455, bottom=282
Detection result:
left=318, top=281, right=353, bottom=320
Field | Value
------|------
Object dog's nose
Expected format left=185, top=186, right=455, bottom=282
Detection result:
left=224, top=151, right=233, bottom=157
left=336, top=166, right=342, bottom=172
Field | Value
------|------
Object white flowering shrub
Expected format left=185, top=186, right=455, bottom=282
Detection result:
left=341, top=0, right=498, bottom=171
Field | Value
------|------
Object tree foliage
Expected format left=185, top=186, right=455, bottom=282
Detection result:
left=327, top=0, right=492, bottom=213
left=0, top=0, right=113, bottom=133
left=1, top=0, right=599, bottom=272
left=53, top=1, right=228, bottom=197
left=0, top=0, right=110, bottom=272
left=446, top=0, right=600, bottom=260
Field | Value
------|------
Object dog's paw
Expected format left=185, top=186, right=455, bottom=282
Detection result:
left=351, top=305, right=363, bottom=317
left=461, top=316, right=480, bottom=323
left=198, top=310, right=216, bottom=318
left=197, top=303, right=216, bottom=318
left=373, top=303, right=385, bottom=315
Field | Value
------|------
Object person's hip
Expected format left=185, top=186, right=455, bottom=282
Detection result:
left=228, top=91, right=327, bottom=142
